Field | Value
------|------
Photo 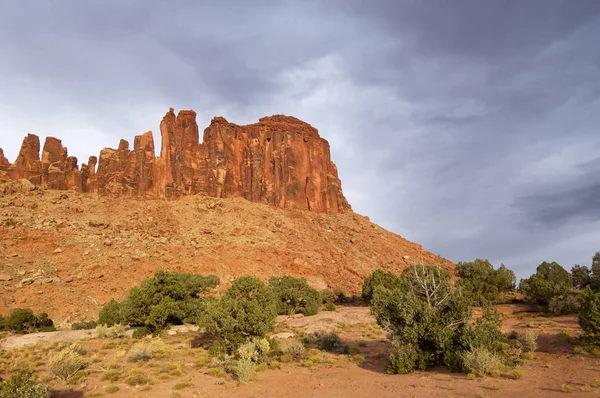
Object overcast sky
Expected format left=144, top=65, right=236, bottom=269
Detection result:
left=1, top=0, right=599, bottom=280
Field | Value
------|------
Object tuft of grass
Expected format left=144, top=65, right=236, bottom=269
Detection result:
left=104, top=385, right=119, bottom=394
left=207, top=367, right=228, bottom=378
left=279, top=354, right=293, bottom=363
left=124, top=370, right=150, bottom=386
left=85, top=391, right=103, bottom=397
left=561, top=384, right=576, bottom=393
left=462, top=348, right=503, bottom=377
left=100, top=369, right=121, bottom=382
left=467, top=373, right=477, bottom=380
left=492, top=383, right=501, bottom=390
left=236, top=358, right=257, bottom=384
left=521, top=352, right=534, bottom=360
left=512, top=369, right=524, bottom=380
left=591, top=378, right=600, bottom=388
left=49, top=349, right=85, bottom=380
left=475, top=390, right=485, bottom=398
left=269, top=361, right=281, bottom=370
left=517, top=331, right=537, bottom=353
left=172, top=381, right=193, bottom=390
left=280, top=340, right=306, bottom=360
left=582, top=385, right=592, bottom=392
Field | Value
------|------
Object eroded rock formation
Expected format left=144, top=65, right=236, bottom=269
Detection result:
left=2, top=109, right=350, bottom=212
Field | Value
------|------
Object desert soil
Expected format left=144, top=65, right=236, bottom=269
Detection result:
left=0, top=305, right=598, bottom=398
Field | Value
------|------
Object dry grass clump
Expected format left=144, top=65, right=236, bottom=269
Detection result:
left=100, top=369, right=121, bottom=382
left=280, top=340, right=306, bottom=360
left=235, top=358, right=257, bottom=384
left=512, top=368, right=524, bottom=380
left=104, top=384, right=119, bottom=394
left=49, top=349, right=85, bottom=380
left=517, top=331, right=537, bottom=353
left=127, top=339, right=171, bottom=362
left=172, top=381, right=193, bottom=390
left=461, top=348, right=503, bottom=377
left=123, top=369, right=151, bottom=386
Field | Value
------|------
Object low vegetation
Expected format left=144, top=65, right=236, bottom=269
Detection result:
left=0, top=370, right=49, bottom=398
left=369, top=264, right=515, bottom=374
left=454, top=259, right=515, bottom=305
left=0, top=308, right=55, bottom=333
left=269, top=276, right=321, bottom=316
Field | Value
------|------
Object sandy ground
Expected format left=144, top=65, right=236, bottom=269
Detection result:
left=1, top=305, right=598, bottom=398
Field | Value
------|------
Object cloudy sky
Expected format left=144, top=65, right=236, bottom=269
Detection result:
left=1, top=0, right=599, bottom=279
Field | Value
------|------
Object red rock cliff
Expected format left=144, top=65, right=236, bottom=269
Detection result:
left=1, top=109, right=350, bottom=212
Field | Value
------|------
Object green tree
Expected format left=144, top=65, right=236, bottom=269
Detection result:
left=204, top=276, right=277, bottom=353
left=578, top=287, right=600, bottom=343
left=269, top=276, right=321, bottom=316
left=370, top=264, right=503, bottom=374
left=591, top=252, right=600, bottom=292
left=519, top=261, right=572, bottom=304
left=98, top=271, right=219, bottom=331
left=455, top=260, right=515, bottom=305
left=362, top=269, right=401, bottom=304
left=571, top=265, right=591, bottom=289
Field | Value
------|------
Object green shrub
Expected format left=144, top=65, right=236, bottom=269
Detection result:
left=204, top=276, right=277, bottom=353
left=387, top=343, right=424, bottom=374
left=462, top=347, right=503, bottom=377
left=519, top=262, right=572, bottom=304
left=2, top=309, right=56, bottom=334
left=324, top=302, right=336, bottom=311
left=370, top=264, right=505, bottom=374
left=280, top=340, right=306, bottom=360
left=572, top=265, right=592, bottom=289
left=71, top=320, right=97, bottom=330
left=0, top=370, right=49, bottom=398
left=303, top=332, right=349, bottom=354
left=455, top=260, right=516, bottom=305
left=237, top=338, right=270, bottom=363
left=235, top=358, right=256, bottom=384
left=362, top=269, right=401, bottom=304
left=549, top=294, right=580, bottom=315
left=269, top=276, right=321, bottom=316
left=98, top=300, right=123, bottom=327
left=517, top=331, right=538, bottom=353
left=578, top=287, right=600, bottom=343
left=132, top=326, right=151, bottom=339
left=49, top=349, right=85, bottom=379
left=99, top=271, right=219, bottom=331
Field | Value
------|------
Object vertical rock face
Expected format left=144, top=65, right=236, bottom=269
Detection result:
left=0, top=148, right=11, bottom=171
left=1, top=110, right=351, bottom=212
left=8, top=134, right=43, bottom=184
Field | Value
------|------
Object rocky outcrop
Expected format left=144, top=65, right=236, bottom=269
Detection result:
left=0, top=148, right=11, bottom=171
left=2, top=110, right=350, bottom=212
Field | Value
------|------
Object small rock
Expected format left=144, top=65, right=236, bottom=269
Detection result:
left=53, top=248, right=63, bottom=254
left=18, top=270, right=26, bottom=276
left=0, top=273, right=12, bottom=281
left=20, top=278, right=34, bottom=285
left=64, top=276, right=74, bottom=283
left=103, top=239, right=112, bottom=246
left=403, top=255, right=410, bottom=260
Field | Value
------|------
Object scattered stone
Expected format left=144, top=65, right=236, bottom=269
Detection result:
left=403, top=255, right=410, bottom=260
left=20, top=278, right=34, bottom=285
left=53, top=248, right=63, bottom=254
left=0, top=273, right=12, bottom=281
left=18, top=270, right=26, bottom=276
left=64, top=276, right=74, bottom=283
left=103, top=239, right=112, bottom=246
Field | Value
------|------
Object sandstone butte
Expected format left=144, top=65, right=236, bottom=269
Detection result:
left=0, top=109, right=350, bottom=213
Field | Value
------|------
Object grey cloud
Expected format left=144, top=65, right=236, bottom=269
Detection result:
left=1, top=0, right=599, bottom=280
